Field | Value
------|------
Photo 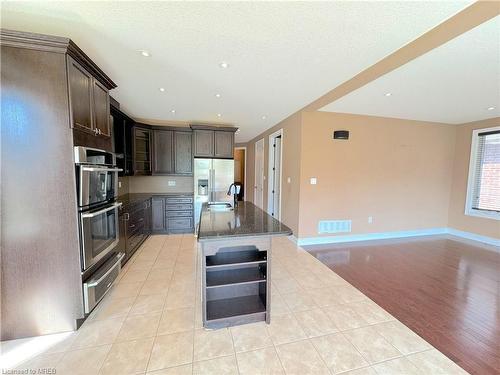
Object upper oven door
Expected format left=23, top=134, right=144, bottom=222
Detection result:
left=78, top=166, right=121, bottom=209
left=80, top=202, right=122, bottom=271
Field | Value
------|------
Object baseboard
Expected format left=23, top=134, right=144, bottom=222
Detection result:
left=447, top=228, right=500, bottom=249
left=296, top=227, right=500, bottom=249
left=297, top=228, right=448, bottom=246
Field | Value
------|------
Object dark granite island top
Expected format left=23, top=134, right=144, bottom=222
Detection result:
left=197, top=201, right=292, bottom=241
left=197, top=201, right=292, bottom=329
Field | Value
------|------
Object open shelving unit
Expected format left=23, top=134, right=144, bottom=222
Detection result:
left=201, top=241, right=271, bottom=328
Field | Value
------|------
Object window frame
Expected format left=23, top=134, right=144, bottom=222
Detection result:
left=464, top=125, right=500, bottom=220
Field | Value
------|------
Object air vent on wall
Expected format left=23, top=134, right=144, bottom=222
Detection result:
left=318, top=220, right=352, bottom=234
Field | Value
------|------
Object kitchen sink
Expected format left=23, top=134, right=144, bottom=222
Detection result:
left=207, top=202, right=233, bottom=211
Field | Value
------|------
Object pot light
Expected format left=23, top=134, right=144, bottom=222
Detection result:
left=262, top=115, right=267, bottom=120
left=217, top=113, right=222, bottom=118
left=171, top=109, right=176, bottom=114
left=139, top=50, right=151, bottom=57
left=219, top=62, right=229, bottom=69
left=384, top=92, right=392, bottom=97
left=487, top=106, right=495, bottom=111
left=159, top=87, right=165, bottom=92
left=215, top=93, right=221, bottom=98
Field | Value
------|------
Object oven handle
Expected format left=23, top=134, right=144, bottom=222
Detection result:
left=81, top=202, right=122, bottom=218
left=81, top=166, right=123, bottom=173
left=87, top=252, right=125, bottom=287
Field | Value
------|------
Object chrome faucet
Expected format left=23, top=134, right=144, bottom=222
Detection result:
left=227, top=183, right=240, bottom=207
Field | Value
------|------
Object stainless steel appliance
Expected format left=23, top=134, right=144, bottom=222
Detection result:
left=75, top=146, right=124, bottom=314
left=74, top=146, right=121, bottom=210
left=194, top=158, right=234, bottom=228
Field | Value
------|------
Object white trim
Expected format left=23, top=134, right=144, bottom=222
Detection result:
left=464, top=126, right=500, bottom=221
left=234, top=146, right=247, bottom=201
left=447, top=228, right=500, bottom=249
left=297, top=228, right=448, bottom=246
left=254, top=138, right=265, bottom=209
left=267, top=129, right=283, bottom=220
left=296, top=227, right=500, bottom=249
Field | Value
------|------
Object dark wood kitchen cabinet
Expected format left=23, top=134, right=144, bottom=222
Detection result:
left=174, top=131, right=193, bottom=175
left=111, top=104, right=133, bottom=176
left=153, top=129, right=174, bottom=174
left=151, top=195, right=194, bottom=234
left=133, top=127, right=152, bottom=175
left=151, top=128, right=193, bottom=176
left=191, top=125, right=237, bottom=159
left=67, top=56, right=111, bottom=138
left=119, top=197, right=152, bottom=265
left=152, top=197, right=166, bottom=231
left=214, top=130, right=234, bottom=158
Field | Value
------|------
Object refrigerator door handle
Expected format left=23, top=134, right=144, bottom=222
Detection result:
left=209, top=169, right=213, bottom=202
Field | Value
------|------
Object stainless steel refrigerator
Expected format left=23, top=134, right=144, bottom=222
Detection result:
left=194, top=158, right=234, bottom=227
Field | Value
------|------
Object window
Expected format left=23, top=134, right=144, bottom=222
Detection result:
left=465, top=126, right=500, bottom=220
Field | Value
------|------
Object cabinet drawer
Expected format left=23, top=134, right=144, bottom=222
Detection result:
left=167, top=217, right=193, bottom=230
left=165, top=197, right=193, bottom=204
left=165, top=203, right=193, bottom=211
left=166, top=210, right=192, bottom=218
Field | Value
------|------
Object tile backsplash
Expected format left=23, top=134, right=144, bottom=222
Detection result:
left=128, top=176, right=194, bottom=194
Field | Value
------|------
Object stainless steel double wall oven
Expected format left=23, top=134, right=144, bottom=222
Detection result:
left=75, top=146, right=124, bottom=313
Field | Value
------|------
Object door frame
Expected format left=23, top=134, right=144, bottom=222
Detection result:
left=254, top=138, right=265, bottom=209
left=234, top=146, right=247, bottom=201
left=267, top=129, right=283, bottom=220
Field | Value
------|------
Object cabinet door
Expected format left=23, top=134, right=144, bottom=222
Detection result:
left=153, top=129, right=174, bottom=174
left=194, top=130, right=214, bottom=157
left=67, top=57, right=93, bottom=132
left=92, top=79, right=110, bottom=137
left=151, top=197, right=166, bottom=232
left=214, top=131, right=234, bottom=158
left=175, top=131, right=193, bottom=175
left=133, top=127, right=152, bottom=175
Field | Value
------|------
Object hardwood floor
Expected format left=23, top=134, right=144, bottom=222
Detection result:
left=305, top=235, right=500, bottom=375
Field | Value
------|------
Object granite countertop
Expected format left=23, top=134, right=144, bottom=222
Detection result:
left=197, top=201, right=292, bottom=241
left=117, top=192, right=193, bottom=207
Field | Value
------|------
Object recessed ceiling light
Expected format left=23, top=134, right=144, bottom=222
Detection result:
left=217, top=113, right=222, bottom=118
left=159, top=87, right=165, bottom=92
left=139, top=50, right=151, bottom=57
left=487, top=106, right=495, bottom=111
left=171, top=109, right=176, bottom=114
left=262, top=115, right=267, bottom=120
left=384, top=92, right=392, bottom=97
left=219, top=62, right=229, bottom=69
left=215, top=93, right=221, bottom=98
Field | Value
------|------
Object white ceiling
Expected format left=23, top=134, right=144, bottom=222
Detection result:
left=320, top=15, right=500, bottom=124
left=1, top=1, right=472, bottom=141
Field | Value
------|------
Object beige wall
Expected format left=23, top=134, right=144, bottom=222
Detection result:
left=448, top=117, right=500, bottom=239
left=245, top=112, right=303, bottom=235
left=298, top=112, right=457, bottom=238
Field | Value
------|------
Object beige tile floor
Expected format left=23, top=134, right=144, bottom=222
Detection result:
left=0, top=234, right=469, bottom=374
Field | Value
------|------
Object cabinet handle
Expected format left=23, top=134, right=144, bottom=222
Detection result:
left=124, top=213, right=129, bottom=221
left=98, top=129, right=102, bottom=135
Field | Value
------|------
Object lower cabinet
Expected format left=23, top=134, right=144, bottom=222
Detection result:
left=152, top=195, right=194, bottom=234
left=119, top=198, right=152, bottom=265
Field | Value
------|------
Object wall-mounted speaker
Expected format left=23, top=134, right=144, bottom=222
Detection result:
left=333, top=130, right=349, bottom=140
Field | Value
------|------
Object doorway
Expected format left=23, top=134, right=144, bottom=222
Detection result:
left=234, top=147, right=246, bottom=201
left=254, top=138, right=265, bottom=209
left=267, top=129, right=283, bottom=219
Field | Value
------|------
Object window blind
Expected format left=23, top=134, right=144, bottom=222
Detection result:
left=471, top=130, right=500, bottom=212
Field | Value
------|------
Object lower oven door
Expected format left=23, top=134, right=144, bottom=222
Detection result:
left=80, top=202, right=122, bottom=271
left=83, top=252, right=125, bottom=314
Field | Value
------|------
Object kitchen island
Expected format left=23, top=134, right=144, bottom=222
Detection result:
left=197, top=201, right=292, bottom=328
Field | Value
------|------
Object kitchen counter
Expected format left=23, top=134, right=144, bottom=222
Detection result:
left=197, top=201, right=292, bottom=241
left=197, top=201, right=292, bottom=329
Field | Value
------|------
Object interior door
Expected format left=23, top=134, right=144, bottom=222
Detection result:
left=272, top=136, right=282, bottom=219
left=254, top=139, right=265, bottom=209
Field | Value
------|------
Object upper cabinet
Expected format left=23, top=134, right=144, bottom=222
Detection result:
left=131, top=126, right=193, bottom=176
left=67, top=56, right=112, bottom=139
left=174, top=131, right=193, bottom=175
left=67, top=57, right=93, bottom=132
left=153, top=129, right=174, bottom=174
left=192, top=125, right=237, bottom=159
